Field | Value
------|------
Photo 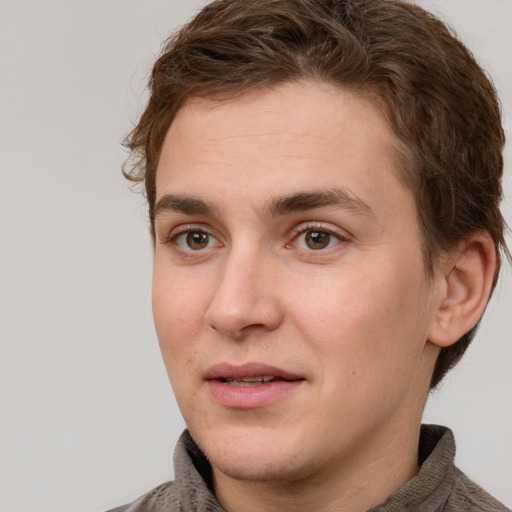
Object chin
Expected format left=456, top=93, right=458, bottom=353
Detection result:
left=207, top=447, right=318, bottom=484
left=190, top=423, right=321, bottom=483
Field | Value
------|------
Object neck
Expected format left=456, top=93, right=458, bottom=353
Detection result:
left=213, top=418, right=422, bottom=512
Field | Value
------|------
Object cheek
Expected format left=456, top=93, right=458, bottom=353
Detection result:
left=152, top=276, right=208, bottom=424
left=152, top=266, right=210, bottom=376
left=291, top=261, right=428, bottom=376
left=289, top=265, right=430, bottom=431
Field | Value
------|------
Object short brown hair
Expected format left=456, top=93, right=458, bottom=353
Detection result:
left=124, top=0, right=509, bottom=388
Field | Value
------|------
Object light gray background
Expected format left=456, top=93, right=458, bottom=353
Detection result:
left=0, top=1, right=510, bottom=511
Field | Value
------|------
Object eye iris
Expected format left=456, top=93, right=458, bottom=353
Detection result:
left=186, top=232, right=209, bottom=250
left=305, top=230, right=330, bottom=249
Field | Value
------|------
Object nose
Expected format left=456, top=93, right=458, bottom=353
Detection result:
left=204, top=245, right=283, bottom=340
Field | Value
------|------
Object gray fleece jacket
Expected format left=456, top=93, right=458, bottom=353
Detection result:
left=108, top=425, right=510, bottom=512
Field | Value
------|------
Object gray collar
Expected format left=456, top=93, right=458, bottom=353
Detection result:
left=173, top=425, right=456, bottom=512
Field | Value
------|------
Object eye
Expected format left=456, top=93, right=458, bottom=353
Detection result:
left=174, top=230, right=219, bottom=251
left=293, top=228, right=344, bottom=251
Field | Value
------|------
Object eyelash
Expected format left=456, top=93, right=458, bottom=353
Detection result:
left=163, top=222, right=349, bottom=254
left=164, top=224, right=220, bottom=251
left=288, top=222, right=349, bottom=252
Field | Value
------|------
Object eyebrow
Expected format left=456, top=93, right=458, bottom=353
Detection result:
left=154, top=195, right=219, bottom=218
left=265, top=189, right=375, bottom=218
left=153, top=188, right=374, bottom=220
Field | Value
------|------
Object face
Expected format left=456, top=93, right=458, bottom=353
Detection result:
left=152, top=81, right=441, bottom=484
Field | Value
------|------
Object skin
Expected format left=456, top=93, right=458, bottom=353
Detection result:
left=151, top=81, right=482, bottom=512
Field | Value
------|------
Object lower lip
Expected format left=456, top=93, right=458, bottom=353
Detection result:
left=207, top=379, right=304, bottom=409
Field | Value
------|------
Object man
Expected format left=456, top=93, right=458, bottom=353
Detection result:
left=111, top=0, right=510, bottom=510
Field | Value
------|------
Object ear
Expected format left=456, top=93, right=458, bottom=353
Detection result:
left=427, top=232, right=497, bottom=348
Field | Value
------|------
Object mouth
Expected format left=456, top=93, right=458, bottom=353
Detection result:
left=205, top=362, right=304, bottom=384
left=205, top=363, right=305, bottom=408
left=219, top=375, right=290, bottom=386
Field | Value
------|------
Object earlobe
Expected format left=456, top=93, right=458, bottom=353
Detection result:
left=428, top=232, right=497, bottom=348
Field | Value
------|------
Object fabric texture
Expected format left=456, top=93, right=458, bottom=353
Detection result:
left=108, top=424, right=510, bottom=512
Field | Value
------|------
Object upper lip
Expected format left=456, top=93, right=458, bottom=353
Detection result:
left=204, top=362, right=304, bottom=381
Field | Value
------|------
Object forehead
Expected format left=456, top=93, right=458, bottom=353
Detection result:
left=155, top=81, right=413, bottom=224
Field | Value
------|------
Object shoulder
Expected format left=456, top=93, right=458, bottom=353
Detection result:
left=105, top=481, right=182, bottom=512
left=444, top=467, right=511, bottom=512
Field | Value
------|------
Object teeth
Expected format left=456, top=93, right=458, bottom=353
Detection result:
left=228, top=381, right=263, bottom=386
left=241, top=376, right=274, bottom=382
left=225, top=375, right=275, bottom=386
